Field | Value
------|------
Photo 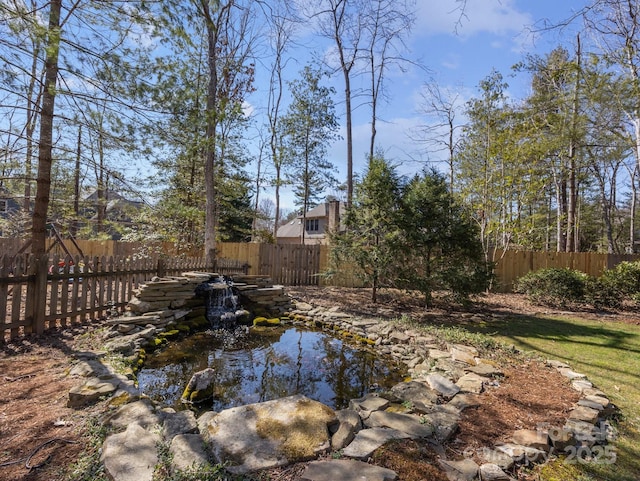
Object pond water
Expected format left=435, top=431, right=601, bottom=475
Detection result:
left=137, top=326, right=405, bottom=412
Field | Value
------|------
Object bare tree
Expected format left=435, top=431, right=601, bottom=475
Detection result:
left=412, top=81, right=463, bottom=193
left=264, top=0, right=297, bottom=239
left=309, top=0, right=364, bottom=206
left=362, top=0, right=415, bottom=162
left=583, top=0, right=640, bottom=207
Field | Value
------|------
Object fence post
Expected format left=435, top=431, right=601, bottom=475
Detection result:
left=157, top=258, right=166, bottom=278
left=27, top=256, right=49, bottom=335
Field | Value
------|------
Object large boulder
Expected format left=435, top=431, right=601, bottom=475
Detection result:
left=181, top=368, right=217, bottom=403
left=200, top=394, right=336, bottom=474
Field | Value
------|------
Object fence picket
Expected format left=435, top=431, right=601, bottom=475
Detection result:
left=50, top=254, right=61, bottom=328
left=0, top=255, right=9, bottom=342
left=10, top=256, right=25, bottom=338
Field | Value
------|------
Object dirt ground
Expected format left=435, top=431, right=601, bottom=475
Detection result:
left=0, top=289, right=632, bottom=481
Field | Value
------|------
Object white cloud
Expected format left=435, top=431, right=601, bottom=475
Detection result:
left=416, top=0, right=533, bottom=39
left=242, top=100, right=255, bottom=118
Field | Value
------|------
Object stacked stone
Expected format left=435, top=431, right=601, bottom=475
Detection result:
left=100, top=272, right=218, bottom=353
left=106, top=309, right=192, bottom=333
left=107, top=271, right=293, bottom=340
left=233, top=274, right=273, bottom=288
left=231, top=274, right=294, bottom=314
left=235, top=285, right=293, bottom=314
left=127, top=272, right=215, bottom=314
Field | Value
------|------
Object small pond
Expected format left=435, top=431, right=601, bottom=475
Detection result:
left=137, top=326, right=405, bottom=412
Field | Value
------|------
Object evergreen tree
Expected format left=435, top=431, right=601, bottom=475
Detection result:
left=396, top=169, right=489, bottom=306
left=330, top=154, right=402, bottom=302
left=218, top=172, right=254, bottom=242
left=281, top=65, right=339, bottom=243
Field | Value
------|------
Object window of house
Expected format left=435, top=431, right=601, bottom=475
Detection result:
left=305, top=218, right=319, bottom=232
left=0, top=199, right=7, bottom=213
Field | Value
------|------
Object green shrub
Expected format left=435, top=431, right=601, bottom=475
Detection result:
left=601, top=261, right=640, bottom=298
left=515, top=268, right=587, bottom=307
left=584, top=276, right=622, bottom=310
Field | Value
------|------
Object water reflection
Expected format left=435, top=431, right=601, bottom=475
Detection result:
left=137, top=326, right=404, bottom=411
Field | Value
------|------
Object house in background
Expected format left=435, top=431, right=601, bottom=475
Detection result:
left=276, top=200, right=343, bottom=245
left=0, top=187, right=24, bottom=237
left=0, top=187, right=21, bottom=220
left=82, top=190, right=145, bottom=239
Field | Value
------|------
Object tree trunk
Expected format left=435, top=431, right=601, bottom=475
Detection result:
left=343, top=65, right=354, bottom=206
left=630, top=166, right=638, bottom=253
left=24, top=40, right=42, bottom=214
left=31, top=0, right=62, bottom=255
left=203, top=9, right=219, bottom=264
left=566, top=34, right=581, bottom=252
left=72, top=126, right=81, bottom=236
left=96, top=132, right=106, bottom=233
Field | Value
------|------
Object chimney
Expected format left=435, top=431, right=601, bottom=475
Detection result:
left=328, top=200, right=340, bottom=233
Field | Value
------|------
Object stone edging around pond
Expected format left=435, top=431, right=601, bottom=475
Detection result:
left=66, top=280, right=617, bottom=481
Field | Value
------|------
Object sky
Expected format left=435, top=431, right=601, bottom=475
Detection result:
left=266, top=0, right=586, bottom=211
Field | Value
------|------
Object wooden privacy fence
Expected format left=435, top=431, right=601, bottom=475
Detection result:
left=0, top=238, right=202, bottom=258
left=492, top=250, right=640, bottom=291
left=216, top=243, right=640, bottom=292
left=216, top=242, right=325, bottom=286
left=0, top=253, right=249, bottom=343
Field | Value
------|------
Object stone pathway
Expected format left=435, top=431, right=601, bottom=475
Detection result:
left=65, top=275, right=617, bottom=481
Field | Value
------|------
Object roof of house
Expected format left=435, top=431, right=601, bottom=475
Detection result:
left=305, top=203, right=329, bottom=218
left=276, top=201, right=345, bottom=239
left=277, top=218, right=302, bottom=239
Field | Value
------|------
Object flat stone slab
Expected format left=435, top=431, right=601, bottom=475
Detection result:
left=583, top=394, right=611, bottom=411
left=448, top=393, right=481, bottom=411
left=428, top=348, right=451, bottom=360
left=69, top=357, right=112, bottom=378
left=331, top=409, right=362, bottom=450
left=450, top=346, right=477, bottom=365
left=568, top=405, right=600, bottom=424
left=495, top=443, right=547, bottom=463
left=390, top=381, right=438, bottom=406
left=101, top=423, right=161, bottom=481
left=163, top=410, right=198, bottom=440
left=439, top=458, right=479, bottom=481
left=422, top=406, right=460, bottom=442
left=511, top=429, right=549, bottom=451
left=425, top=373, right=460, bottom=399
left=301, top=459, right=397, bottom=481
left=170, top=434, right=210, bottom=471
left=477, top=448, right=515, bottom=471
left=68, top=376, right=119, bottom=408
left=105, top=398, right=164, bottom=430
left=342, top=427, right=410, bottom=459
left=456, top=373, right=487, bottom=394
left=558, top=368, right=587, bottom=380
left=479, top=463, right=511, bottom=481
left=572, top=379, right=594, bottom=392
left=350, top=393, right=390, bottom=413
left=364, top=410, right=434, bottom=438
left=201, top=395, right=336, bottom=474
left=465, top=363, right=503, bottom=377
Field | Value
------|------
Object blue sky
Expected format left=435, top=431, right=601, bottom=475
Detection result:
left=265, top=0, right=585, bottom=210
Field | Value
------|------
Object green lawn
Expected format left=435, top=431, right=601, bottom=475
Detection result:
left=464, top=312, right=640, bottom=481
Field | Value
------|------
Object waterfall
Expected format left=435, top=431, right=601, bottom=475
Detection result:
left=195, top=277, right=239, bottom=329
